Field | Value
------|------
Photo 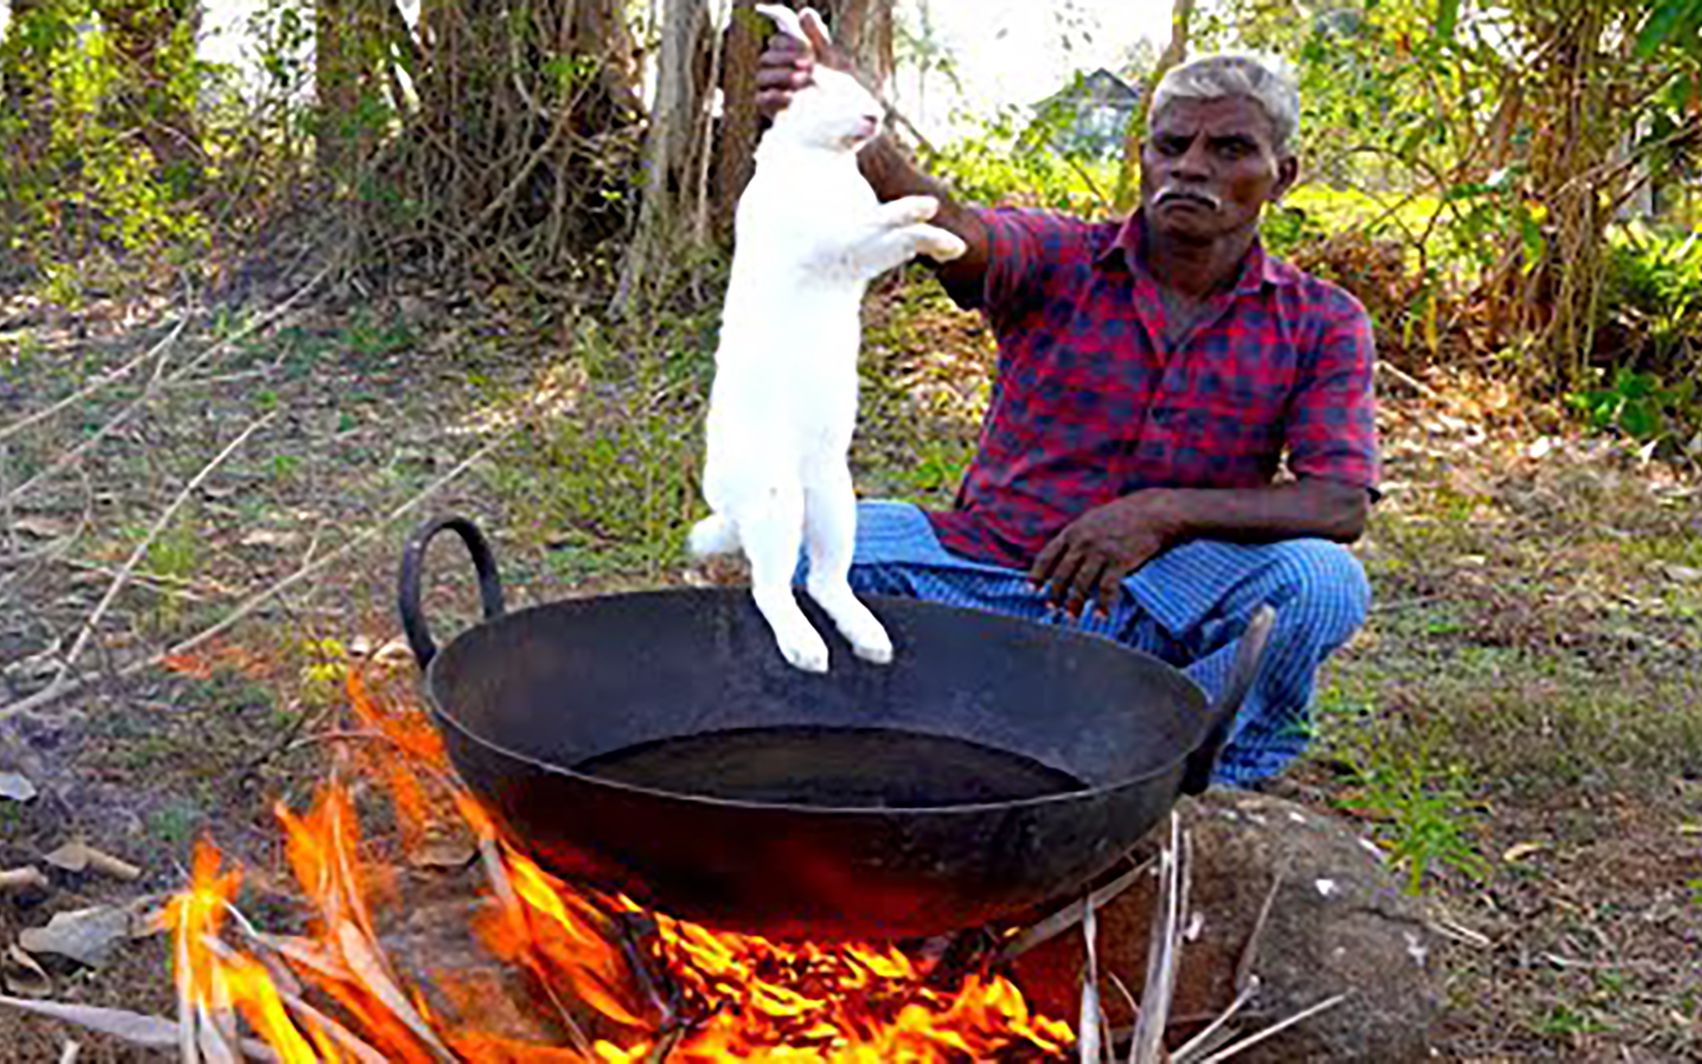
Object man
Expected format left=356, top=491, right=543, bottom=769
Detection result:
left=756, top=30, right=1377, bottom=787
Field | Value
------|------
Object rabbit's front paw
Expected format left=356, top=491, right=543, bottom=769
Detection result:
left=883, top=195, right=940, bottom=226
left=918, top=226, right=967, bottom=263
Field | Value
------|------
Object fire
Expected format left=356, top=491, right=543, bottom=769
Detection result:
left=163, top=668, right=1074, bottom=1061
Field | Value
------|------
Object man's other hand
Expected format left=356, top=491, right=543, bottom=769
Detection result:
left=1030, top=494, right=1181, bottom=620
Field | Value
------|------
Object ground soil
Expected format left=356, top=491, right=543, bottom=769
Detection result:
left=2, top=268, right=1698, bottom=1060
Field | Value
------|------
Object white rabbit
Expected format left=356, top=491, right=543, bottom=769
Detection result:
left=687, top=4, right=967, bottom=673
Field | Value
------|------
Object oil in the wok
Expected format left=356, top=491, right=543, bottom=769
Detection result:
left=574, top=725, right=1088, bottom=808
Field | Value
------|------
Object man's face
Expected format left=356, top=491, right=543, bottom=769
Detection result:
left=1140, top=95, right=1297, bottom=242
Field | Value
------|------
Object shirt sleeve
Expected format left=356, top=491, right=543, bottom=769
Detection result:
left=1285, top=293, right=1381, bottom=491
left=950, top=207, right=1078, bottom=328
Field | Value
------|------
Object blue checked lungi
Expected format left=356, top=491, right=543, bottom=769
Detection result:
left=798, top=501, right=1370, bottom=786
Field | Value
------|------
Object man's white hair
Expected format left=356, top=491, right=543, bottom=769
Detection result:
left=1148, top=53, right=1301, bottom=152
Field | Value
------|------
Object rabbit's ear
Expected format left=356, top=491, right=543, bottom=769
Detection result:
left=799, top=7, right=834, bottom=46
left=754, top=3, right=808, bottom=42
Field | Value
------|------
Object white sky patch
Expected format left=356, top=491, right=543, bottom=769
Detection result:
left=893, top=0, right=1173, bottom=138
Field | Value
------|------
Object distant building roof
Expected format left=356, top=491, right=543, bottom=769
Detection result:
left=1034, top=68, right=1142, bottom=113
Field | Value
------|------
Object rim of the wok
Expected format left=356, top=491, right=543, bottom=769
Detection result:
left=422, top=587, right=1209, bottom=816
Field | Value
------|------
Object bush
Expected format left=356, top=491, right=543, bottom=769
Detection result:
left=1602, top=222, right=1702, bottom=366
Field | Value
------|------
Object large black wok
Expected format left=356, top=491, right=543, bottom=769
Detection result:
left=398, top=515, right=1273, bottom=940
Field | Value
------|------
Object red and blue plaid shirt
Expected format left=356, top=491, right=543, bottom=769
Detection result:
left=925, top=207, right=1380, bottom=570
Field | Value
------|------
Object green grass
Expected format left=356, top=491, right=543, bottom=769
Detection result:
left=477, top=309, right=713, bottom=588
left=1310, top=686, right=1491, bottom=893
left=147, top=799, right=205, bottom=846
left=146, top=521, right=201, bottom=582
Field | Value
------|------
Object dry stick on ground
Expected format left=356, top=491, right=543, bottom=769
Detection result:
left=0, top=315, right=189, bottom=445
left=54, top=557, right=238, bottom=599
left=4, top=265, right=326, bottom=508
left=199, top=934, right=388, bottom=1064
left=1169, top=980, right=1258, bottom=1064
left=163, top=263, right=332, bottom=387
left=0, top=465, right=93, bottom=608
left=1129, top=814, right=1187, bottom=1064
left=1194, top=992, right=1350, bottom=1064
left=1000, top=856, right=1155, bottom=961
left=128, top=417, right=524, bottom=677
left=1, top=442, right=17, bottom=562
left=1078, top=896, right=1104, bottom=1063
left=1375, top=361, right=1446, bottom=404
left=0, top=866, right=51, bottom=892
left=1232, top=858, right=1287, bottom=995
left=0, top=392, right=525, bottom=720
left=2, top=325, right=190, bottom=505
left=5, top=314, right=191, bottom=506
left=0, top=413, right=277, bottom=722
left=0, top=996, right=279, bottom=1061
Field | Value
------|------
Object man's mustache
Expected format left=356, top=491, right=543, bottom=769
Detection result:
left=1156, top=187, right=1222, bottom=210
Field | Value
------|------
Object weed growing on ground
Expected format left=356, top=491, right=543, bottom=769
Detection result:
left=1313, top=687, right=1491, bottom=892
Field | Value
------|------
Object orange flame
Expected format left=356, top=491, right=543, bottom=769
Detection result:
left=163, top=666, right=1074, bottom=1061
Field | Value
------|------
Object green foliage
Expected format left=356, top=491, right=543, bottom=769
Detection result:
left=0, top=0, right=324, bottom=292
left=148, top=799, right=204, bottom=845
left=1566, top=368, right=1699, bottom=448
left=147, top=522, right=202, bottom=582
left=0, top=0, right=213, bottom=288
left=1351, top=753, right=1490, bottom=894
left=1603, top=225, right=1702, bottom=361
left=298, top=637, right=350, bottom=708
left=1563, top=224, right=1702, bottom=450
left=1192, top=0, right=1702, bottom=401
left=922, top=100, right=1117, bottom=217
left=1536, top=1002, right=1610, bottom=1038
left=1636, top=0, right=1702, bottom=56
left=342, top=311, right=417, bottom=360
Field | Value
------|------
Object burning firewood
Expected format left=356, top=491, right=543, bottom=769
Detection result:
left=140, top=676, right=1081, bottom=1061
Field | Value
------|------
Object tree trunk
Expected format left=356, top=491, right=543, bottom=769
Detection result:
left=356, top=0, right=642, bottom=273
left=612, top=0, right=714, bottom=313
left=1113, top=0, right=1194, bottom=212
left=712, top=0, right=763, bottom=230
left=819, top=0, right=892, bottom=97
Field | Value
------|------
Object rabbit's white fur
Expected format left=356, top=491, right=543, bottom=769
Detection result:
left=688, top=6, right=966, bottom=673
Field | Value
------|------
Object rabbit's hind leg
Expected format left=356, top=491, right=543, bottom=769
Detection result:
left=735, top=479, right=831, bottom=673
left=802, top=462, right=893, bottom=665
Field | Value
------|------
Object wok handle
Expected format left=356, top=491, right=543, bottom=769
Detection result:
left=1180, top=603, right=1276, bottom=795
left=397, top=515, right=507, bottom=671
